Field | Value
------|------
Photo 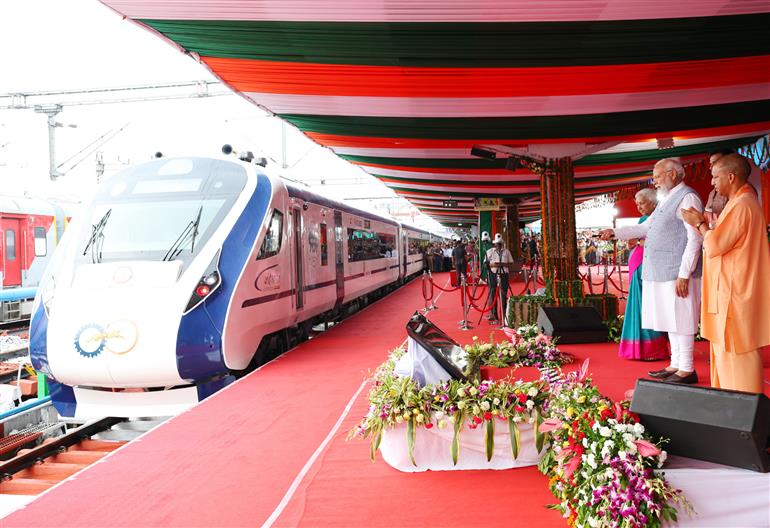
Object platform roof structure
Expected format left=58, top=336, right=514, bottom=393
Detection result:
left=101, top=1, right=770, bottom=224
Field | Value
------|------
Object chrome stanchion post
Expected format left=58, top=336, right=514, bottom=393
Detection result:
left=523, top=267, right=531, bottom=295
left=602, top=258, right=609, bottom=295
left=428, top=270, right=438, bottom=310
left=458, top=273, right=472, bottom=330
left=420, top=270, right=431, bottom=313
left=617, top=263, right=626, bottom=300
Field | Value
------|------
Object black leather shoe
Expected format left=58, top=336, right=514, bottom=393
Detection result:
left=664, top=371, right=698, bottom=384
left=648, top=368, right=677, bottom=379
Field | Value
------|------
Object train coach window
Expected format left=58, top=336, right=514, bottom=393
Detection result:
left=348, top=228, right=396, bottom=261
left=320, top=223, right=328, bottom=266
left=5, top=230, right=15, bottom=260
left=34, top=227, right=47, bottom=256
left=257, top=210, right=283, bottom=260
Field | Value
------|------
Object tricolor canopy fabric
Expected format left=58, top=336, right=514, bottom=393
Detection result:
left=102, top=1, right=770, bottom=223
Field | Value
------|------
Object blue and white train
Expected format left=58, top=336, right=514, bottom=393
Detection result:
left=30, top=156, right=437, bottom=418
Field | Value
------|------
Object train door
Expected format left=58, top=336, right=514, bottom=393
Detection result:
left=333, top=211, right=344, bottom=308
left=1, top=218, right=21, bottom=286
left=292, top=208, right=304, bottom=309
left=401, top=230, right=407, bottom=278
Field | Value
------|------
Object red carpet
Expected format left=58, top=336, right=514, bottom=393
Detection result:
left=4, top=273, right=767, bottom=527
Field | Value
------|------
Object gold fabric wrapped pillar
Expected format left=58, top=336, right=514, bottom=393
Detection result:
left=539, top=158, right=582, bottom=299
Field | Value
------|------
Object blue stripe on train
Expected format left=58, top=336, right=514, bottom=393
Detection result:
left=0, top=287, right=37, bottom=302
left=175, top=173, right=273, bottom=381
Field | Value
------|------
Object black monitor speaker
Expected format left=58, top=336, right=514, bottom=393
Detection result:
left=630, top=379, right=770, bottom=472
left=536, top=306, right=608, bottom=344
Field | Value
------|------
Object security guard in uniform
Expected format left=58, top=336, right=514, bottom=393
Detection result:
left=485, top=233, right=514, bottom=323
left=479, top=231, right=493, bottom=284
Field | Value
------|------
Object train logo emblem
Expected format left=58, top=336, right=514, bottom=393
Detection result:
left=255, top=266, right=281, bottom=291
left=113, top=266, right=133, bottom=284
left=74, top=320, right=139, bottom=358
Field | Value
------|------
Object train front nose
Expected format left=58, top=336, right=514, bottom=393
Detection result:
left=46, top=262, right=191, bottom=388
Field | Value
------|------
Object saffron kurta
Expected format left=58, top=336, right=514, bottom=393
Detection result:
left=701, top=184, right=770, bottom=392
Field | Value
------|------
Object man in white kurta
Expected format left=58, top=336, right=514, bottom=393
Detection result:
left=601, top=158, right=703, bottom=383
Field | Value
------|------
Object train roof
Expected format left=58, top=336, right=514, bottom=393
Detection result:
left=0, top=195, right=58, bottom=216
left=284, top=182, right=400, bottom=228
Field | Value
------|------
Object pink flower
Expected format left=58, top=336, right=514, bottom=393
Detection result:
left=614, top=402, right=624, bottom=420
left=578, top=358, right=590, bottom=381
left=538, top=418, right=563, bottom=433
left=555, top=446, right=574, bottom=461
left=563, top=455, right=581, bottom=479
left=503, top=327, right=519, bottom=342
left=634, top=439, right=662, bottom=457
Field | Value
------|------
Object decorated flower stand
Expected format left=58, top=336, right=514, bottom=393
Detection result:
left=380, top=418, right=544, bottom=472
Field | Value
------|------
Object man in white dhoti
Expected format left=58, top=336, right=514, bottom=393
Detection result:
left=600, top=158, right=703, bottom=384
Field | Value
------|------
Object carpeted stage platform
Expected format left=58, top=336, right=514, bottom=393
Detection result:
left=3, top=273, right=769, bottom=527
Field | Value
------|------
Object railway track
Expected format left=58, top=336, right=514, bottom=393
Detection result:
left=0, top=415, right=166, bottom=498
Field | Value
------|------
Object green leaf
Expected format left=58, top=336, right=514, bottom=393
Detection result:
left=407, top=417, right=416, bottom=466
left=508, top=418, right=520, bottom=460
left=369, top=429, right=382, bottom=462
left=485, top=418, right=495, bottom=462
left=534, top=409, right=545, bottom=453
left=451, top=412, right=463, bottom=466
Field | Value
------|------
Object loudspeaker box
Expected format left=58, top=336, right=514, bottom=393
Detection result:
left=536, top=306, right=608, bottom=344
left=630, top=379, right=770, bottom=472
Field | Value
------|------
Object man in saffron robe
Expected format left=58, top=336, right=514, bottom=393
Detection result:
left=681, top=154, right=770, bottom=393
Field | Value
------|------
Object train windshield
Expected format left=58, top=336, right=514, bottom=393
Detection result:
left=77, top=158, right=248, bottom=269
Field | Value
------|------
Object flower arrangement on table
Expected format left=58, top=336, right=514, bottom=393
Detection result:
left=537, top=369, right=691, bottom=527
left=350, top=347, right=550, bottom=466
left=351, top=340, right=692, bottom=526
left=463, top=325, right=573, bottom=378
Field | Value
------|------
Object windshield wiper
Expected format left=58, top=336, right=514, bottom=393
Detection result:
left=162, top=205, right=203, bottom=262
left=83, top=209, right=112, bottom=263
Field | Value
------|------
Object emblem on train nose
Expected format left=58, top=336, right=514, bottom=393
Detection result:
left=74, top=320, right=139, bottom=358
left=113, top=266, right=133, bottom=284
left=74, top=324, right=106, bottom=358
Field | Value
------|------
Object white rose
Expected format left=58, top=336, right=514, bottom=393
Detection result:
left=493, top=398, right=501, bottom=405
left=513, top=416, right=522, bottom=423
left=599, top=427, right=612, bottom=437
left=528, top=387, right=538, bottom=397
left=435, top=411, right=444, bottom=420
left=634, top=423, right=645, bottom=435
left=526, top=400, right=534, bottom=410
left=582, top=438, right=589, bottom=448
left=481, top=401, right=491, bottom=411
left=618, top=450, right=627, bottom=460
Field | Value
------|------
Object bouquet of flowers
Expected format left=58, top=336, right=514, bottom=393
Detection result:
left=463, top=326, right=572, bottom=376
left=537, top=370, right=690, bottom=527
left=350, top=348, right=551, bottom=466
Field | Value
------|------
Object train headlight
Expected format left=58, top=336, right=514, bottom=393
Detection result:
left=184, top=251, right=222, bottom=313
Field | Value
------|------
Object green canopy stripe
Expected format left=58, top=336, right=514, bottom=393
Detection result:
left=140, top=16, right=770, bottom=67
left=280, top=100, right=770, bottom=140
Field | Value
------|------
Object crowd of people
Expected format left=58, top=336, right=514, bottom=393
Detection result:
left=600, top=153, right=770, bottom=394
left=422, top=239, right=479, bottom=273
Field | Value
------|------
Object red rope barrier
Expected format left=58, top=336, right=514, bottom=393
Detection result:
left=465, top=284, right=488, bottom=301
left=429, top=278, right=460, bottom=293
left=607, top=275, right=628, bottom=295
left=467, top=295, right=495, bottom=314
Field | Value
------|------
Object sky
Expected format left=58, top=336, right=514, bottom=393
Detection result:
left=0, top=1, right=617, bottom=230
